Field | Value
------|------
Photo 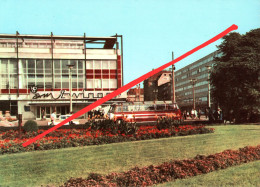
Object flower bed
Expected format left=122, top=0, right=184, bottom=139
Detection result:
left=0, top=125, right=214, bottom=155
left=61, top=145, right=260, bottom=186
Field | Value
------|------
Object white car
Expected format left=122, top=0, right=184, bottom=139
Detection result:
left=48, top=115, right=80, bottom=126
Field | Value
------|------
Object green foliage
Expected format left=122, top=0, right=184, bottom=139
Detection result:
left=23, top=120, right=38, bottom=132
left=156, top=116, right=183, bottom=130
left=117, top=120, right=138, bottom=135
left=211, top=28, right=260, bottom=123
left=85, top=119, right=118, bottom=134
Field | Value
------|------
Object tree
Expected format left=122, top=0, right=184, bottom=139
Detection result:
left=211, top=28, right=260, bottom=123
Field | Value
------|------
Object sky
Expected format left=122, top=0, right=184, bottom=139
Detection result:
left=0, top=0, right=259, bottom=87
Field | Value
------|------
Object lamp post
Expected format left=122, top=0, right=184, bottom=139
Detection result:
left=67, top=64, right=75, bottom=114
left=171, top=51, right=176, bottom=103
left=190, top=78, right=197, bottom=109
left=206, top=65, right=212, bottom=108
left=8, top=96, right=11, bottom=115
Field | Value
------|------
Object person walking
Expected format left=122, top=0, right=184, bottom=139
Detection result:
left=194, top=109, right=198, bottom=119
left=50, top=110, right=56, bottom=126
left=208, top=107, right=214, bottom=124
left=183, top=110, right=187, bottom=120
left=191, top=109, right=195, bottom=120
left=198, top=109, right=201, bottom=120
left=41, top=109, right=45, bottom=121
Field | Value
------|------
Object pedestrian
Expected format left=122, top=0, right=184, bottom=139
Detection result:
left=41, top=109, right=45, bottom=121
left=183, top=110, right=187, bottom=120
left=205, top=108, right=208, bottom=119
left=218, top=108, right=223, bottom=123
left=213, top=109, right=219, bottom=123
left=198, top=109, right=201, bottom=120
left=208, top=107, right=214, bottom=124
left=191, top=109, right=195, bottom=120
left=50, top=110, right=56, bottom=126
left=194, top=109, right=198, bottom=119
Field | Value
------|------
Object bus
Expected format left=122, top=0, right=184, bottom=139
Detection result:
left=108, top=101, right=182, bottom=124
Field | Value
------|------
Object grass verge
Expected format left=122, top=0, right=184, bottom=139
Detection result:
left=0, top=125, right=259, bottom=186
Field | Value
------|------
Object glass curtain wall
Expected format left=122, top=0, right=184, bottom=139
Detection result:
left=54, top=59, right=84, bottom=89
left=15, top=59, right=84, bottom=90
left=0, top=59, right=18, bottom=89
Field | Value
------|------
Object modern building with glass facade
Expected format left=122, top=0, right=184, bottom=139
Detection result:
left=175, top=51, right=221, bottom=111
left=0, top=33, right=125, bottom=119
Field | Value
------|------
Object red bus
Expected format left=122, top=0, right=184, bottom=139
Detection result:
left=108, top=101, right=182, bottom=124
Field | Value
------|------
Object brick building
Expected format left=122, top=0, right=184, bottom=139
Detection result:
left=143, top=70, right=172, bottom=101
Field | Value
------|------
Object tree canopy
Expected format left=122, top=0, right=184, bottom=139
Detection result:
left=211, top=28, right=260, bottom=123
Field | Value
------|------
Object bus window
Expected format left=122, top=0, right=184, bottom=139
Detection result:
left=116, top=106, right=123, bottom=112
left=123, top=105, right=128, bottom=112
left=109, top=105, right=116, bottom=113
left=144, top=104, right=155, bottom=111
left=128, top=105, right=135, bottom=111
left=167, top=104, right=178, bottom=110
left=134, top=105, right=141, bottom=111
left=156, top=104, right=166, bottom=111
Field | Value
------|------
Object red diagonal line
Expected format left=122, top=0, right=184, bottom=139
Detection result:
left=23, top=24, right=238, bottom=147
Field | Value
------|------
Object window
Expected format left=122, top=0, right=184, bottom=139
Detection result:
left=86, top=60, right=93, bottom=69
left=102, top=61, right=109, bottom=69
left=94, top=79, right=101, bottom=88
left=110, top=61, right=116, bottom=69
left=102, top=79, right=109, bottom=88
left=87, top=79, right=94, bottom=88
left=94, top=60, right=101, bottom=69
left=110, top=79, right=117, bottom=88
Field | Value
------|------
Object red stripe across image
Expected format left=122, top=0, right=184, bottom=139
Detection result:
left=22, top=24, right=238, bottom=147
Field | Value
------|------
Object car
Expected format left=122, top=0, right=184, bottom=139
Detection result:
left=47, top=114, right=80, bottom=126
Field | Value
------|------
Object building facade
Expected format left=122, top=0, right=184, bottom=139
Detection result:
left=143, top=70, right=172, bottom=101
left=127, top=87, right=144, bottom=102
left=175, top=51, right=221, bottom=112
left=0, top=33, right=125, bottom=119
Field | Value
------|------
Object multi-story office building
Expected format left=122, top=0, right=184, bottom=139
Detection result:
left=0, top=33, right=125, bottom=119
left=175, top=51, right=221, bottom=111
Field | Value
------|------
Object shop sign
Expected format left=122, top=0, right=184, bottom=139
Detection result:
left=30, top=86, right=88, bottom=100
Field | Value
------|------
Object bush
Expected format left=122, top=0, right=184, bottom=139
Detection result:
left=23, top=120, right=38, bottom=132
left=157, top=116, right=183, bottom=130
left=118, top=120, right=138, bottom=135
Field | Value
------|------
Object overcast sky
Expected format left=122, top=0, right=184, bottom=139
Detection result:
left=0, top=0, right=259, bottom=86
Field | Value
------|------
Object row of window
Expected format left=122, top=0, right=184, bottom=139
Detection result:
left=0, top=42, right=84, bottom=49
left=182, top=96, right=208, bottom=103
left=0, top=59, right=119, bottom=90
left=86, top=60, right=117, bottom=70
left=86, top=79, right=117, bottom=89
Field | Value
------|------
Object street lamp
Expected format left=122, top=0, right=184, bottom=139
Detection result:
left=171, top=51, right=176, bottom=103
left=206, top=65, right=212, bottom=108
left=67, top=64, right=75, bottom=114
left=8, top=96, right=11, bottom=115
left=190, top=78, right=197, bottom=109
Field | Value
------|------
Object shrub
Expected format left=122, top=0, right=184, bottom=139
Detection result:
left=157, top=116, right=183, bottom=130
left=118, top=120, right=138, bottom=135
left=23, top=120, right=38, bottom=132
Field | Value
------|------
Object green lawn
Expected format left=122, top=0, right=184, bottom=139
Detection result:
left=0, top=125, right=259, bottom=187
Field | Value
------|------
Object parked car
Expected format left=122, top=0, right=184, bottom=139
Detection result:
left=48, top=114, right=80, bottom=126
